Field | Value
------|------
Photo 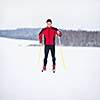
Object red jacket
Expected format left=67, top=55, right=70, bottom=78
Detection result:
left=39, top=27, right=62, bottom=45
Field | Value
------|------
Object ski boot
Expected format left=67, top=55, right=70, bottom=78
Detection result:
left=52, top=65, right=56, bottom=73
left=41, top=66, right=46, bottom=72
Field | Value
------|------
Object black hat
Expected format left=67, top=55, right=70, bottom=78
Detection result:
left=46, top=19, right=52, bottom=23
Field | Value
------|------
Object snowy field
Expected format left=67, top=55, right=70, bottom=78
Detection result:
left=0, top=37, right=100, bottom=100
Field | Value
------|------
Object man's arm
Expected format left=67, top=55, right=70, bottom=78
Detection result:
left=52, top=27, right=62, bottom=37
left=39, top=28, right=45, bottom=44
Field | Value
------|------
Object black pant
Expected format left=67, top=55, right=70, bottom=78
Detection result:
left=44, top=45, right=56, bottom=66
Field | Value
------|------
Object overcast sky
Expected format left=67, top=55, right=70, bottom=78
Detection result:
left=0, top=0, right=100, bottom=30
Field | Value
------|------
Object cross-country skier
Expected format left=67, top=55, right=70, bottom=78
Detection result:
left=39, top=19, right=62, bottom=73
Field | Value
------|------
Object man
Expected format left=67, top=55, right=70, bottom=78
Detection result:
left=39, top=19, right=62, bottom=73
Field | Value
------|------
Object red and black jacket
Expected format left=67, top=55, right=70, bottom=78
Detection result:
left=39, top=27, right=62, bottom=45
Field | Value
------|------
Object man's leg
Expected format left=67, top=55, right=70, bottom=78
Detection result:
left=44, top=45, right=49, bottom=67
left=51, top=45, right=56, bottom=66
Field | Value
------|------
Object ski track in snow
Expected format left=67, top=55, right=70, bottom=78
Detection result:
left=0, top=37, right=100, bottom=100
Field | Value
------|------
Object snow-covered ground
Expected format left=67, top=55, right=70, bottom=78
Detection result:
left=0, top=37, right=100, bottom=100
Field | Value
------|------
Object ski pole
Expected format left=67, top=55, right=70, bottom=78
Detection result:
left=58, top=37, right=67, bottom=70
left=37, top=44, right=42, bottom=66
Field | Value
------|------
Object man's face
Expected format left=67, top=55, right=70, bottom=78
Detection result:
left=46, top=22, right=52, bottom=27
